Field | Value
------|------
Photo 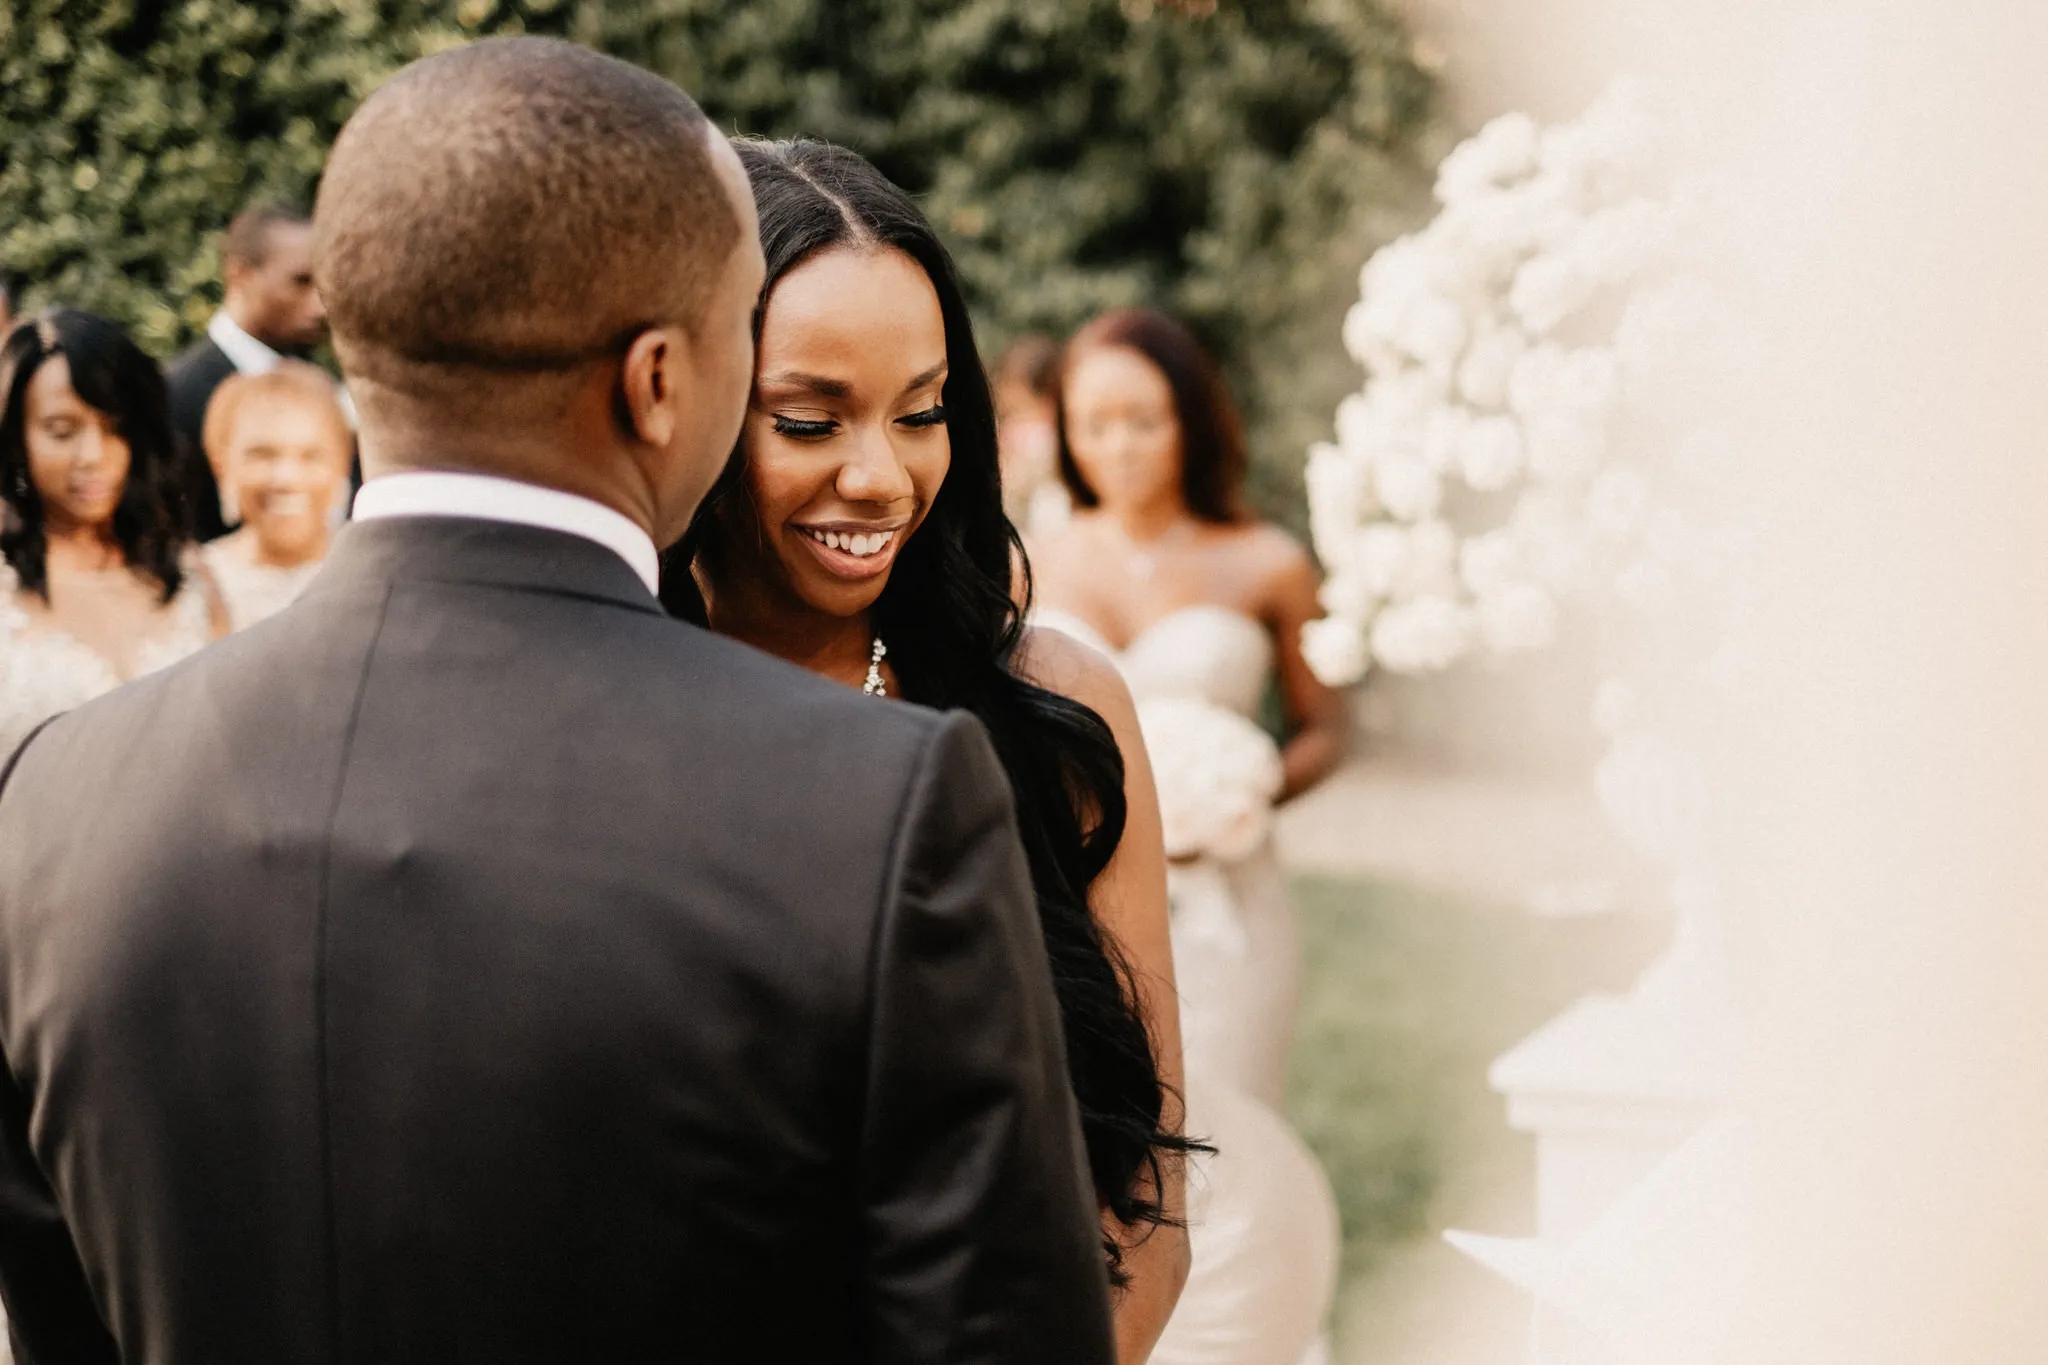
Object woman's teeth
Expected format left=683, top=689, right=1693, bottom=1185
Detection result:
left=802, top=527, right=893, bottom=558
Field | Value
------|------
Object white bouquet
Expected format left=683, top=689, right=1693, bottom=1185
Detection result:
left=1300, top=81, right=1725, bottom=684
left=1137, top=696, right=1284, bottom=864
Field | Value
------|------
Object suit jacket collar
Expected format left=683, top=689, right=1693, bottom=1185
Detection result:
left=305, top=515, right=666, bottom=617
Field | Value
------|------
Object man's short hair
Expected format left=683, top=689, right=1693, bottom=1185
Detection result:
left=313, top=37, right=739, bottom=388
left=222, top=204, right=311, bottom=270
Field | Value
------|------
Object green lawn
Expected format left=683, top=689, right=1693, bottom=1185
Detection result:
left=1285, top=874, right=1665, bottom=1361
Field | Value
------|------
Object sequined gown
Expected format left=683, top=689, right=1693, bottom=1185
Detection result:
left=0, top=559, right=215, bottom=754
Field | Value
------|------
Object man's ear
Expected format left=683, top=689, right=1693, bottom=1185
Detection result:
left=621, top=326, right=685, bottom=450
left=222, top=257, right=252, bottom=303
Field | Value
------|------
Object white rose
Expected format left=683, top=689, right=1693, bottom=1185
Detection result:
left=1509, top=251, right=1596, bottom=335
left=1435, top=111, right=1541, bottom=205
left=1357, top=238, right=1470, bottom=374
left=1456, top=414, right=1524, bottom=491
left=1301, top=617, right=1371, bottom=687
left=1459, top=527, right=1526, bottom=598
left=1304, top=442, right=1369, bottom=569
left=1420, top=407, right=1471, bottom=473
left=1370, top=596, right=1473, bottom=673
left=1139, top=697, right=1284, bottom=862
left=1333, top=392, right=1379, bottom=463
left=1317, top=570, right=1378, bottom=621
left=1513, top=488, right=1595, bottom=591
left=1342, top=299, right=1399, bottom=373
left=1394, top=518, right=1460, bottom=599
left=1351, top=522, right=1411, bottom=597
left=1456, top=323, right=1528, bottom=410
left=1372, top=453, right=1443, bottom=522
left=1336, top=370, right=1441, bottom=468
left=1477, top=582, right=1560, bottom=653
left=1540, top=80, right=1661, bottom=199
left=1511, top=344, right=1618, bottom=425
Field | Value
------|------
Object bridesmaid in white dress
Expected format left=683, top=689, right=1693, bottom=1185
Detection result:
left=0, top=311, right=225, bottom=754
left=1031, top=307, right=1346, bottom=1103
left=1032, top=308, right=1348, bottom=1365
left=197, top=360, right=352, bottom=631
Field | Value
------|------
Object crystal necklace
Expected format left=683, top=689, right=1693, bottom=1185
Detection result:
left=863, top=636, right=889, bottom=697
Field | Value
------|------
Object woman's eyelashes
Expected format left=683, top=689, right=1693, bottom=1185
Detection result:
left=768, top=404, right=946, bottom=440
left=770, top=415, right=835, bottom=439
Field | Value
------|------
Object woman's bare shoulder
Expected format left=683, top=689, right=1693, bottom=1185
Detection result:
left=1015, top=622, right=1138, bottom=725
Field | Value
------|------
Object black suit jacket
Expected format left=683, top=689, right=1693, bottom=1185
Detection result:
left=163, top=336, right=238, bottom=541
left=0, top=516, right=1113, bottom=1364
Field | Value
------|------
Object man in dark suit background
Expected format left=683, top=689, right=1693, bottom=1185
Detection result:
left=0, top=38, right=1114, bottom=1365
left=164, top=202, right=330, bottom=539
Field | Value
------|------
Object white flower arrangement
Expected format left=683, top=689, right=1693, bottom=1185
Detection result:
left=1301, top=82, right=1727, bottom=685
left=1137, top=696, right=1284, bottom=864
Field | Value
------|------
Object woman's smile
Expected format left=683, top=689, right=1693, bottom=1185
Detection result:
left=792, top=520, right=907, bottom=580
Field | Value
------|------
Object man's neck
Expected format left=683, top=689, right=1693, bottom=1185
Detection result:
left=351, top=370, right=666, bottom=542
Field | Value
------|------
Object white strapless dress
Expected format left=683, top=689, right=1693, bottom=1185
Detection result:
left=1036, top=606, right=1338, bottom=1365
left=0, top=562, right=215, bottom=754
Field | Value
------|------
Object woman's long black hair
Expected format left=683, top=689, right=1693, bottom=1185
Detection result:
left=662, top=140, right=1196, bottom=1279
left=0, top=309, right=189, bottom=601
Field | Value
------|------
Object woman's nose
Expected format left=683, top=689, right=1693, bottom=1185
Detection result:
left=836, top=427, right=915, bottom=505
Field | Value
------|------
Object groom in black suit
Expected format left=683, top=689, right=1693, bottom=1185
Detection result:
left=0, top=38, right=1112, bottom=1365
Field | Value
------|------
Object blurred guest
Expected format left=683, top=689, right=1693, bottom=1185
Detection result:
left=198, top=361, right=351, bottom=630
left=1031, top=306, right=1345, bottom=1108
left=0, top=310, right=226, bottom=752
left=0, top=269, right=20, bottom=338
left=165, top=203, right=328, bottom=541
left=993, top=332, right=1070, bottom=535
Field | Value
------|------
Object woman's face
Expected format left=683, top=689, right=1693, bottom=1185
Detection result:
left=727, top=244, right=951, bottom=620
left=1061, top=344, right=1184, bottom=514
left=22, top=355, right=129, bottom=534
left=219, top=392, right=350, bottom=563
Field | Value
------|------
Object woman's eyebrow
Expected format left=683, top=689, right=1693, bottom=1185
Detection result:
left=758, top=371, right=851, bottom=399
left=899, top=361, right=948, bottom=396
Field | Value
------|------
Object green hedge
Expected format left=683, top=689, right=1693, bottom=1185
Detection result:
left=0, top=0, right=1438, bottom=517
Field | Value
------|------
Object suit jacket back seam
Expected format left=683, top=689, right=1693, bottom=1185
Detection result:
left=311, top=580, right=396, bottom=1364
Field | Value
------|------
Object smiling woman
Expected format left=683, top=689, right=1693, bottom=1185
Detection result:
left=661, top=139, right=1200, bottom=1361
left=197, top=360, right=354, bottom=630
left=740, top=245, right=951, bottom=623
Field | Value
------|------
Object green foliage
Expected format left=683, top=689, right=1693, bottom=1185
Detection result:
left=0, top=0, right=1440, bottom=514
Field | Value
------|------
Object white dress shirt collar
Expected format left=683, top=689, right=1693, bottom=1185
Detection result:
left=350, top=471, right=661, bottom=596
left=206, top=311, right=284, bottom=376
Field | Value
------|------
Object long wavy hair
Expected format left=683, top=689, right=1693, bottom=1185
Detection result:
left=662, top=140, right=1196, bottom=1278
left=0, top=309, right=188, bottom=601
